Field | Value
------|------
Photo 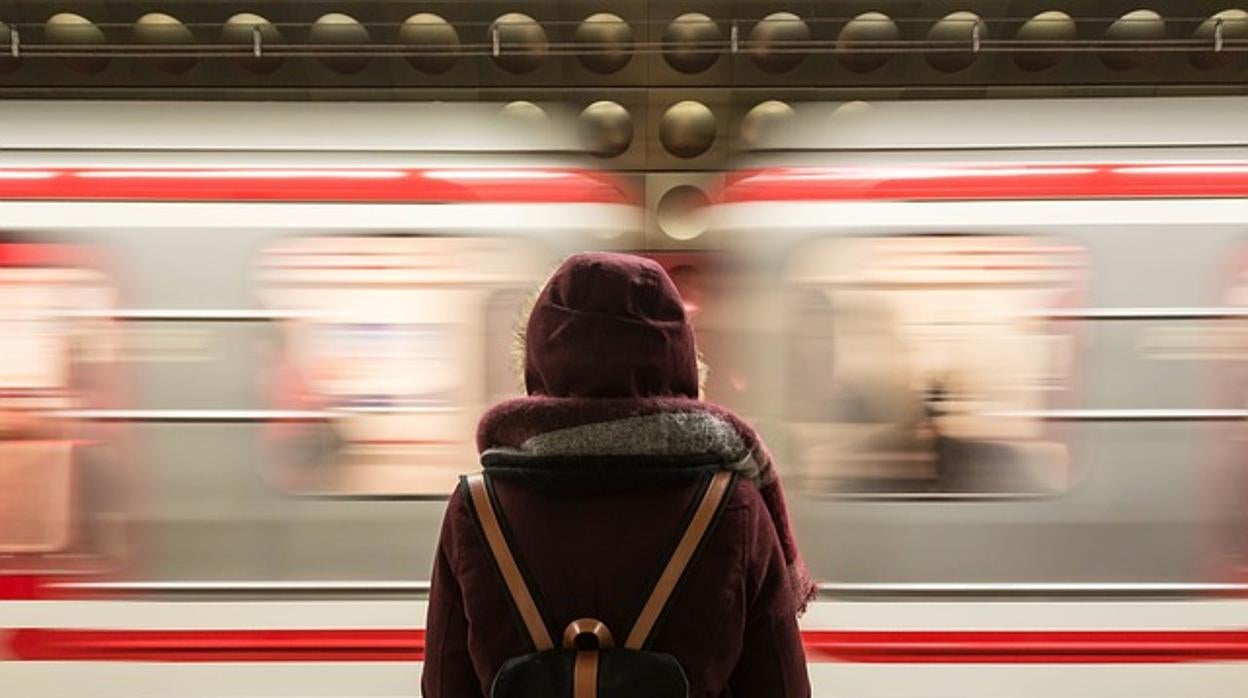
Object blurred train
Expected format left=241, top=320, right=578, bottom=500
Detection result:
left=3, top=98, right=1248, bottom=698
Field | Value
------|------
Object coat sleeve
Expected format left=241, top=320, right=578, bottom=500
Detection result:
left=421, top=489, right=484, bottom=698
left=727, top=488, right=812, bottom=698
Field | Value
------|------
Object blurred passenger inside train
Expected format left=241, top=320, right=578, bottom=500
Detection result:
left=785, top=283, right=1070, bottom=496
left=422, top=253, right=815, bottom=697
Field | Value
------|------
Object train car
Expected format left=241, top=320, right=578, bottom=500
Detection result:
left=5, top=96, right=1248, bottom=698
left=712, top=96, right=1248, bottom=697
left=0, top=101, right=638, bottom=696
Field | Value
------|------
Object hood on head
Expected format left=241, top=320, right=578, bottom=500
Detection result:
left=523, top=252, right=699, bottom=399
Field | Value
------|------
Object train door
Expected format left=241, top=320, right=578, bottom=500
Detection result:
left=0, top=241, right=128, bottom=582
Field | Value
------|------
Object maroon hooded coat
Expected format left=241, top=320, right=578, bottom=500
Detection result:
left=422, top=253, right=813, bottom=697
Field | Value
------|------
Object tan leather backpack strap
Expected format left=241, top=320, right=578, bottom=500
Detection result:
left=624, top=470, right=735, bottom=650
left=465, top=473, right=555, bottom=651
left=573, top=651, right=599, bottom=698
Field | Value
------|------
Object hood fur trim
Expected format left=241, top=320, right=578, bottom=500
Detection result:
left=487, top=411, right=763, bottom=482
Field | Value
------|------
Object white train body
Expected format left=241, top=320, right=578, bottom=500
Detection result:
left=2, top=99, right=1248, bottom=697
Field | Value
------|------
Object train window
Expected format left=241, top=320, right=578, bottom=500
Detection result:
left=783, top=235, right=1085, bottom=498
left=0, top=241, right=128, bottom=571
left=256, top=235, right=551, bottom=497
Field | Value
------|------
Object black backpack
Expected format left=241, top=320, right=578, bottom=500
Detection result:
left=463, top=469, right=735, bottom=698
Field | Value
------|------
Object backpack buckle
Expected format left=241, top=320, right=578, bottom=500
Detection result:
left=562, top=618, right=615, bottom=650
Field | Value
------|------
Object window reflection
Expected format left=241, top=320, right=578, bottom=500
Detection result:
left=0, top=242, right=126, bottom=565
left=257, top=235, right=551, bottom=496
left=784, top=236, right=1084, bottom=496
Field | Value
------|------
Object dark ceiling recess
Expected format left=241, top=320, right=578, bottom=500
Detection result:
left=0, top=2, right=1244, bottom=90
left=3, top=1, right=1248, bottom=180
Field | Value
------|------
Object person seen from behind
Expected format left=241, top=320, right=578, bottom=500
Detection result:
left=422, top=252, right=816, bottom=697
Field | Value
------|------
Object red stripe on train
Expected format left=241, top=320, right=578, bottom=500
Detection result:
left=0, top=577, right=48, bottom=601
left=803, top=630, right=1248, bottom=663
left=8, top=628, right=1248, bottom=663
left=721, top=163, right=1248, bottom=203
left=0, top=168, right=634, bottom=204
left=7, top=628, right=425, bottom=662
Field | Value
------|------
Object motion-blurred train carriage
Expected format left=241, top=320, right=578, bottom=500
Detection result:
left=5, top=97, right=1248, bottom=698
left=0, top=101, right=637, bottom=693
left=710, top=96, right=1248, bottom=695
